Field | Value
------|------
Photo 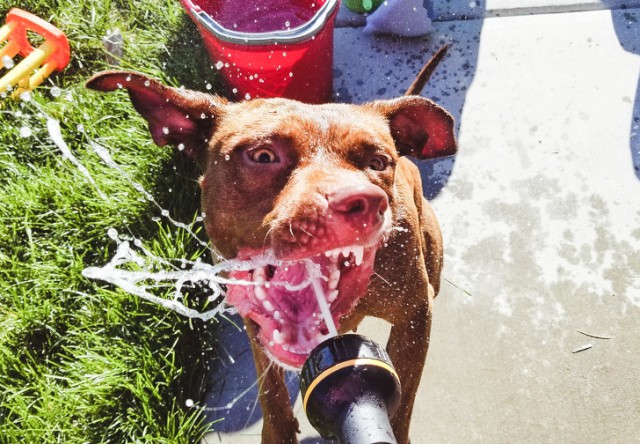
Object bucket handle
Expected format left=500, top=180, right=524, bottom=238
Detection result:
left=184, top=0, right=339, bottom=46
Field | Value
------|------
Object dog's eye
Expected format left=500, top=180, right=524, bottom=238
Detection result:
left=368, top=155, right=389, bottom=171
left=248, top=147, right=279, bottom=164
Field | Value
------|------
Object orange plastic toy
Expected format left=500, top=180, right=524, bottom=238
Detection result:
left=0, top=8, right=70, bottom=97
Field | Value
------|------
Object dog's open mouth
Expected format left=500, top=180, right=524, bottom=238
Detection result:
left=226, top=245, right=378, bottom=368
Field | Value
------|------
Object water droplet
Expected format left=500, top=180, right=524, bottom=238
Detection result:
left=77, top=124, right=85, bottom=132
left=162, top=127, right=170, bottom=135
left=232, top=88, right=238, bottom=94
left=185, top=399, right=194, bottom=407
left=178, top=143, right=185, bottom=151
left=19, top=91, right=31, bottom=102
left=19, top=126, right=32, bottom=138
left=206, top=83, right=212, bottom=90
left=144, top=80, right=151, bottom=87
left=285, top=21, right=291, bottom=27
left=225, top=154, right=231, bottom=161
left=215, top=61, right=224, bottom=70
left=107, top=228, right=118, bottom=239
left=50, top=86, right=62, bottom=97
left=2, top=55, right=14, bottom=69
left=244, top=93, right=251, bottom=100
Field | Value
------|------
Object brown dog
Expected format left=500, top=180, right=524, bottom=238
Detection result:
left=87, top=46, right=455, bottom=443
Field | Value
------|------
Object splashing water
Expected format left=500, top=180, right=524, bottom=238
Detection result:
left=89, top=140, right=215, bottom=256
left=82, top=228, right=336, bottom=327
left=47, top=118, right=107, bottom=200
left=2, top=55, right=14, bottom=69
left=82, top=230, right=228, bottom=321
left=304, top=260, right=338, bottom=337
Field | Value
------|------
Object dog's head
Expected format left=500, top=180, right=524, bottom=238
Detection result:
left=87, top=72, right=455, bottom=367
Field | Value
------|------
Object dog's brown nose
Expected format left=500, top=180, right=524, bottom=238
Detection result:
left=328, top=185, right=389, bottom=224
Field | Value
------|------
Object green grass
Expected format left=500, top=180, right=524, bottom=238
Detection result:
left=0, top=0, right=223, bottom=441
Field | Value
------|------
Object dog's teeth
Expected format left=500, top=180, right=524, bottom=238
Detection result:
left=327, top=289, right=339, bottom=302
left=342, top=247, right=352, bottom=258
left=263, top=300, right=274, bottom=312
left=255, top=286, right=267, bottom=300
left=273, top=329, right=284, bottom=345
left=273, top=310, right=282, bottom=322
left=325, top=249, right=340, bottom=262
left=353, top=246, right=364, bottom=266
left=328, top=269, right=340, bottom=289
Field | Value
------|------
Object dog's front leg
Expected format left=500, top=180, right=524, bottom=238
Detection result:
left=244, top=319, right=299, bottom=444
left=386, top=286, right=434, bottom=444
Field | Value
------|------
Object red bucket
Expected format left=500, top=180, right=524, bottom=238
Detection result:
left=179, top=0, right=340, bottom=103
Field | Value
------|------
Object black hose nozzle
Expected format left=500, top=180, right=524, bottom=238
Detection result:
left=300, top=334, right=401, bottom=444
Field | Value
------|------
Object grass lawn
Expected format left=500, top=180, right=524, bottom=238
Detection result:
left=0, top=0, right=224, bottom=441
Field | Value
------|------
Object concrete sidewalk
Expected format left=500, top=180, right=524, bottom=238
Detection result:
left=203, top=3, right=640, bottom=442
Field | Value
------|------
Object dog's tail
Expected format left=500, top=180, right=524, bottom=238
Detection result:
left=404, top=44, right=451, bottom=96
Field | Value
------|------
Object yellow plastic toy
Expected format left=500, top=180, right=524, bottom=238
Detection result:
left=0, top=8, right=70, bottom=97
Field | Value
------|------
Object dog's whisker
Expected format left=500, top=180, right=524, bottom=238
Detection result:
left=288, top=222, right=297, bottom=241
left=372, top=271, right=391, bottom=286
left=300, top=228, right=316, bottom=239
left=262, top=225, right=276, bottom=252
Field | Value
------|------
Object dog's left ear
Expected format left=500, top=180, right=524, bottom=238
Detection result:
left=371, top=96, right=456, bottom=159
left=86, top=71, right=227, bottom=164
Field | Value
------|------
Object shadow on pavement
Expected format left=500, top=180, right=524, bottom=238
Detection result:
left=606, top=5, right=640, bottom=180
left=419, top=0, right=486, bottom=198
left=202, top=314, right=300, bottom=432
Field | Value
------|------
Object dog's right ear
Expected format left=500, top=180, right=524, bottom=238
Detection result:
left=86, top=71, right=227, bottom=163
left=371, top=96, right=456, bottom=160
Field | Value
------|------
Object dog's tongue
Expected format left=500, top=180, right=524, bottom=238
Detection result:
left=226, top=260, right=334, bottom=368
left=224, top=247, right=376, bottom=368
